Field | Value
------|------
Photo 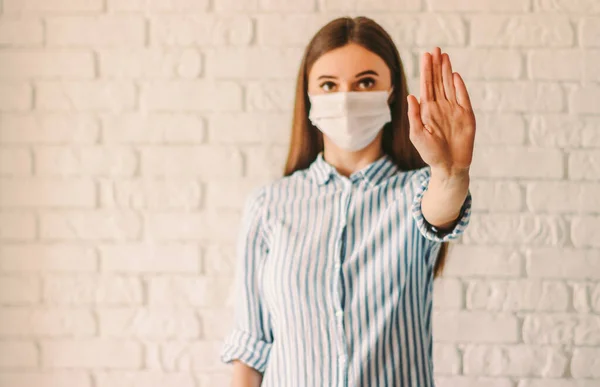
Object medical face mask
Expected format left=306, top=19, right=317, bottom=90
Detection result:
left=308, top=90, right=392, bottom=152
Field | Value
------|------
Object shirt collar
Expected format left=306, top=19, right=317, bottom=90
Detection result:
left=308, top=151, right=400, bottom=187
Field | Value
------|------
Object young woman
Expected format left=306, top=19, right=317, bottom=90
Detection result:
left=220, top=16, right=475, bottom=387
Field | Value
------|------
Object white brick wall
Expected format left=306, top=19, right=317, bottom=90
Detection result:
left=0, top=0, right=598, bottom=386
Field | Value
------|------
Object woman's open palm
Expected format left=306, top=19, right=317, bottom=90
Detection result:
left=407, top=47, right=476, bottom=175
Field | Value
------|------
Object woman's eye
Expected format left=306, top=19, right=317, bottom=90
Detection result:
left=320, top=81, right=336, bottom=92
left=357, top=78, right=375, bottom=89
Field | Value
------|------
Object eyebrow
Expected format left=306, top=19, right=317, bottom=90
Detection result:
left=317, top=70, right=379, bottom=80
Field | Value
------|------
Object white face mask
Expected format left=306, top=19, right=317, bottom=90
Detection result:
left=308, top=90, right=392, bottom=152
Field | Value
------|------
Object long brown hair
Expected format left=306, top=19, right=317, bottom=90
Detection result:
left=283, top=16, right=450, bottom=278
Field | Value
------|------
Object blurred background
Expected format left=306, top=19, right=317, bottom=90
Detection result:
left=0, top=0, right=599, bottom=386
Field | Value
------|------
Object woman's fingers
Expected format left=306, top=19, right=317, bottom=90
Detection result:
left=431, top=47, right=445, bottom=101
left=420, top=53, right=434, bottom=102
left=453, top=72, right=473, bottom=111
left=442, top=53, right=456, bottom=102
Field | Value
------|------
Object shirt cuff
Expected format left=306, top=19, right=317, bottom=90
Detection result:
left=411, top=168, right=473, bottom=243
left=220, top=329, right=273, bottom=373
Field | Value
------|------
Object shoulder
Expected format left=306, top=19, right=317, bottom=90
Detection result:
left=245, top=169, right=312, bottom=209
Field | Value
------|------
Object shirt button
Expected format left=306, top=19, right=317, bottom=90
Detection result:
left=334, top=263, right=341, bottom=270
left=339, top=355, right=346, bottom=363
left=335, top=310, right=343, bottom=317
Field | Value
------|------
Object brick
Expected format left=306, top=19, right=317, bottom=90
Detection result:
left=214, top=0, right=258, bottom=11
left=463, top=214, right=567, bottom=246
left=569, top=85, right=600, bottom=114
left=99, top=179, right=202, bottom=209
left=0, top=276, right=40, bottom=304
left=437, top=377, right=513, bottom=387
left=572, top=216, right=600, bottom=248
left=0, top=19, right=43, bottom=46
left=95, top=371, right=195, bottom=387
left=0, top=50, right=94, bottom=79
left=529, top=115, right=600, bottom=148
left=0, top=178, right=96, bottom=208
left=140, top=146, right=243, bottom=178
left=256, top=15, right=332, bottom=46
left=433, top=344, right=461, bottom=375
left=319, top=0, right=419, bottom=11
left=243, top=145, right=289, bottom=178
left=527, top=248, right=600, bottom=279
left=466, top=280, right=569, bottom=312
left=47, top=16, right=145, bottom=47
left=581, top=18, right=600, bottom=47
left=0, top=341, right=38, bottom=368
left=468, top=82, right=564, bottom=112
left=147, top=276, right=230, bottom=307
left=35, top=146, right=137, bottom=177
left=433, top=311, right=519, bottom=343
left=0, top=372, right=91, bottom=387
left=529, top=49, right=600, bottom=81
left=592, top=284, right=600, bottom=312
left=101, top=113, right=205, bottom=144
left=574, top=316, right=600, bottom=345
left=463, top=345, right=567, bottom=377
left=98, top=48, right=202, bottom=79
left=527, top=182, right=600, bottom=213
left=196, top=373, right=232, bottom=387
left=0, top=147, right=33, bottom=175
left=145, top=211, right=240, bottom=242
left=572, top=282, right=593, bottom=313
left=98, top=308, right=199, bottom=338
left=433, top=278, right=464, bottom=309
left=36, top=81, right=136, bottom=112
left=0, top=308, right=95, bottom=337
left=3, top=0, right=103, bottom=12
left=381, top=14, right=467, bottom=46
left=448, top=49, right=522, bottom=80
left=0, top=82, right=31, bottom=111
left=259, top=0, right=315, bottom=11
left=150, top=15, right=253, bottom=46
left=43, top=275, right=142, bottom=305
left=199, top=308, right=233, bottom=339
left=428, top=0, right=528, bottom=11
left=41, top=339, right=142, bottom=369
left=0, top=114, right=100, bottom=144
left=571, top=348, right=600, bottom=378
left=205, top=47, right=302, bottom=79
left=522, top=314, right=577, bottom=344
left=469, top=180, right=523, bottom=212
left=534, top=0, right=600, bottom=12
left=148, top=340, right=225, bottom=372
left=569, top=150, right=600, bottom=180
left=203, top=244, right=236, bottom=275
left=472, top=114, right=525, bottom=145
left=0, top=212, right=36, bottom=241
left=470, top=15, right=573, bottom=47
left=444, top=246, right=522, bottom=277
left=246, top=80, right=295, bottom=112
left=107, top=0, right=209, bottom=11
left=0, top=244, right=97, bottom=272
left=99, top=243, right=200, bottom=273
left=141, top=81, right=242, bottom=112
left=208, top=113, right=290, bottom=144
left=205, top=179, right=269, bottom=210
left=471, top=147, right=563, bottom=179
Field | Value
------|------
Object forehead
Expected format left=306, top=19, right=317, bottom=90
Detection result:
left=308, top=43, right=390, bottom=80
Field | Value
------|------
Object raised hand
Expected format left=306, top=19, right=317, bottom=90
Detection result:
left=407, top=47, right=476, bottom=177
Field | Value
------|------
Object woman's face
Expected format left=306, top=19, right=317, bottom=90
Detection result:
left=307, top=43, right=393, bottom=95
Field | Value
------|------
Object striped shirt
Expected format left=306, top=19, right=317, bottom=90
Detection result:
left=220, top=151, right=472, bottom=387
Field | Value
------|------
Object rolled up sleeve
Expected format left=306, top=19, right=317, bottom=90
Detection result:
left=220, top=187, right=273, bottom=373
left=410, top=166, right=472, bottom=243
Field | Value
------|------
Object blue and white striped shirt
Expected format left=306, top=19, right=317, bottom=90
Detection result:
left=220, top=151, right=472, bottom=387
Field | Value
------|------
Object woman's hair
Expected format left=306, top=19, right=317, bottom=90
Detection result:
left=283, top=16, right=450, bottom=278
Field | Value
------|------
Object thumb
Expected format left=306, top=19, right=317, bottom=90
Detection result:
left=407, top=94, right=425, bottom=142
